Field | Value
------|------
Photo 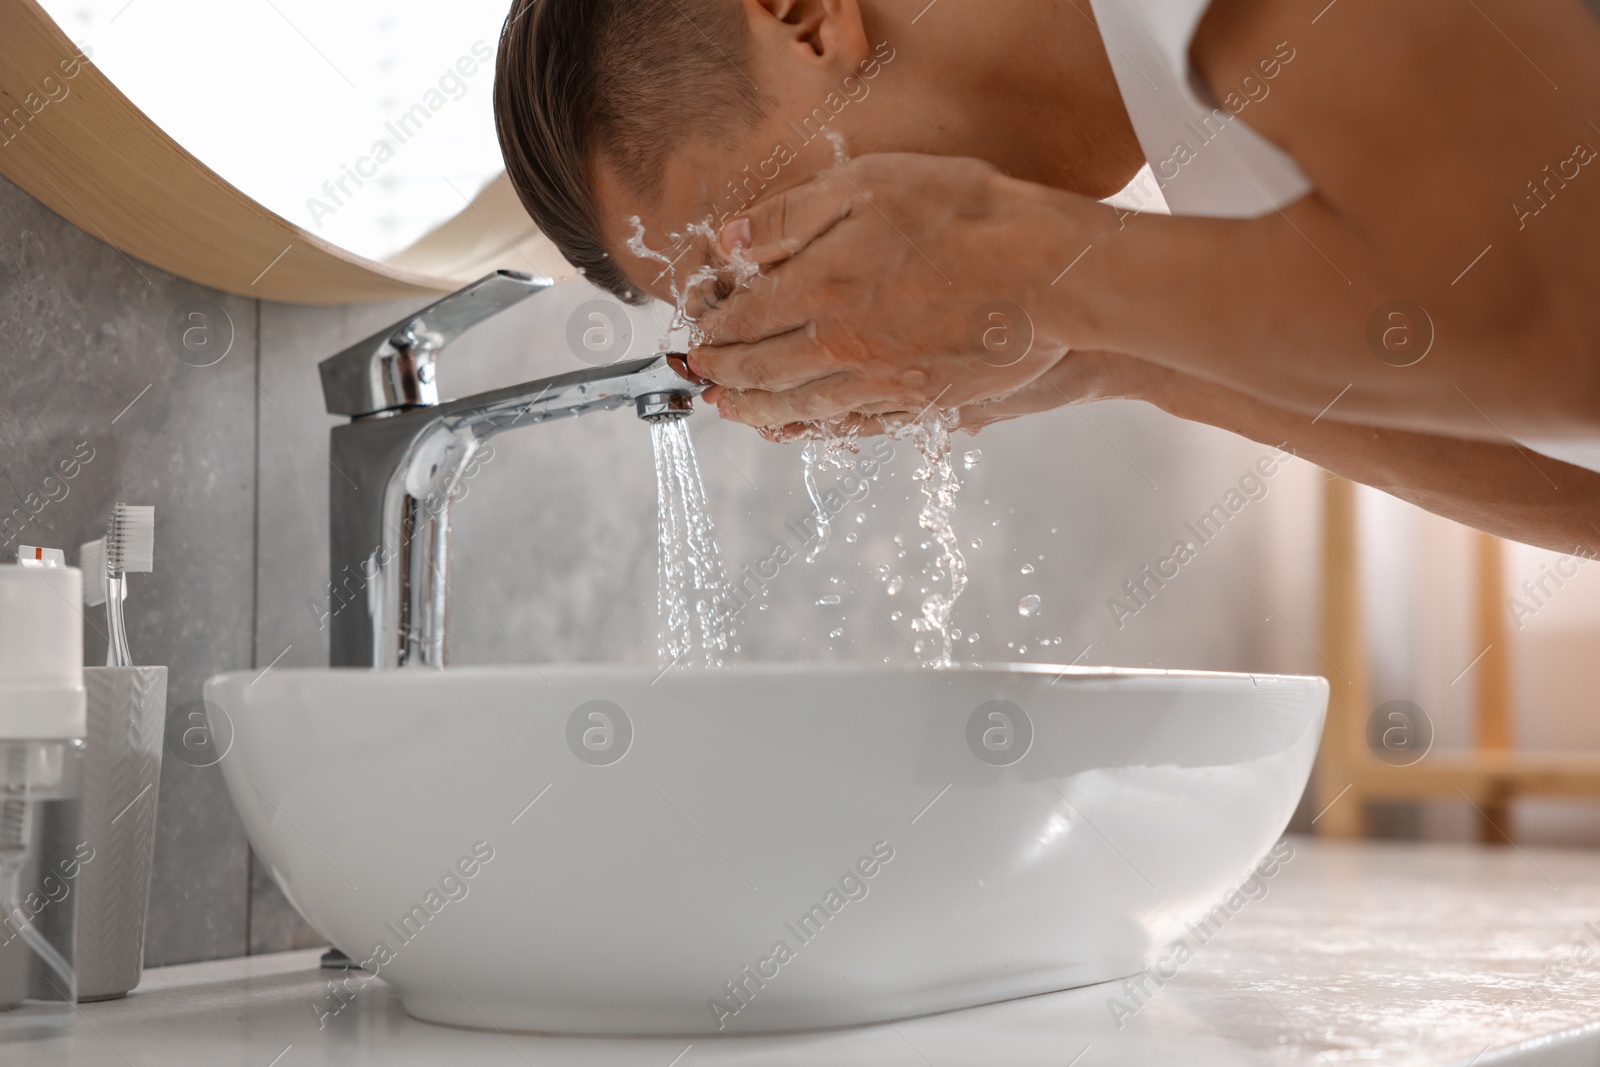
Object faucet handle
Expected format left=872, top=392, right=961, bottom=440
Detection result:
left=319, top=270, right=553, bottom=417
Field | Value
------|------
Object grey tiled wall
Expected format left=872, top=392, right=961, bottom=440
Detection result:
left=2, top=171, right=1322, bottom=967
left=1, top=175, right=256, bottom=965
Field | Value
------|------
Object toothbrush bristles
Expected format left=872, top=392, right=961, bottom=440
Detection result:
left=107, top=503, right=155, bottom=574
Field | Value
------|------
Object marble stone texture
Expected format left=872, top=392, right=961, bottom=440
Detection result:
left=13, top=839, right=1600, bottom=1066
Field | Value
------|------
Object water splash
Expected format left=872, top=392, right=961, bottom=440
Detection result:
left=628, top=214, right=763, bottom=351
left=626, top=216, right=723, bottom=349
left=798, top=419, right=862, bottom=563
left=651, top=419, right=736, bottom=669
left=897, top=409, right=967, bottom=669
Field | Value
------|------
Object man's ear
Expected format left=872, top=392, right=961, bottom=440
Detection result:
left=743, top=0, right=870, bottom=67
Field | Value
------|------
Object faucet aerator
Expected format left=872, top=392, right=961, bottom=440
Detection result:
left=637, top=392, right=695, bottom=421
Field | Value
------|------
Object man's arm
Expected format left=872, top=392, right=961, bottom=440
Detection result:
left=1080, top=0, right=1600, bottom=439
left=818, top=348, right=1600, bottom=551
left=1156, top=370, right=1600, bottom=554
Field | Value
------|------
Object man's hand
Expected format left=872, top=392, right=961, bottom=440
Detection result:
left=745, top=350, right=1148, bottom=442
left=690, top=154, right=1111, bottom=429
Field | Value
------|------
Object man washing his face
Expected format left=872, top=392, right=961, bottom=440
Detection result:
left=492, top=0, right=1600, bottom=553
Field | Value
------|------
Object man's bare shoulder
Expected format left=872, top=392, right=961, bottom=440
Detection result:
left=1189, top=0, right=1600, bottom=198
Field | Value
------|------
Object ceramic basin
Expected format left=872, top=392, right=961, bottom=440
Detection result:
left=203, top=664, right=1326, bottom=1035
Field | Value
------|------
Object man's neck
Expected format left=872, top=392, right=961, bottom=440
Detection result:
left=861, top=0, right=1146, bottom=198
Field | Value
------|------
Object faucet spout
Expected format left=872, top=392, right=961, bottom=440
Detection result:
left=440, top=354, right=706, bottom=437
left=319, top=274, right=708, bottom=669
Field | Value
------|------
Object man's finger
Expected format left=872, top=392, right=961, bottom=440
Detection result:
left=771, top=412, right=903, bottom=441
left=717, top=167, right=862, bottom=266
left=716, top=373, right=856, bottom=428
left=830, top=411, right=909, bottom=437
left=696, top=265, right=817, bottom=347
left=689, top=326, right=837, bottom=392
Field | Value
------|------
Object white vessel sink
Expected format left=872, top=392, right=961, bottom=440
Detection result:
left=203, top=664, right=1325, bottom=1035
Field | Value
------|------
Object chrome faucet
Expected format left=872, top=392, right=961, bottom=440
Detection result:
left=317, top=270, right=705, bottom=669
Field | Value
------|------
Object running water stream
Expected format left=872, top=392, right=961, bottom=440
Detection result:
left=627, top=208, right=968, bottom=671
left=628, top=214, right=742, bottom=669
left=651, top=418, right=736, bottom=669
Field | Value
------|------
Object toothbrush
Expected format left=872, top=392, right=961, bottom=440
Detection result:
left=82, top=504, right=154, bottom=667
left=105, top=503, right=154, bottom=667
left=80, top=536, right=110, bottom=664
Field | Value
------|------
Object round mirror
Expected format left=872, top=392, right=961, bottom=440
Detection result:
left=40, top=0, right=510, bottom=262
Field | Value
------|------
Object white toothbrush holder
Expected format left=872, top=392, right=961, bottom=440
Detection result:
left=54, top=666, right=166, bottom=1001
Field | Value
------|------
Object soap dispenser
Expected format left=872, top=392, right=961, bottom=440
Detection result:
left=0, top=563, right=86, bottom=1036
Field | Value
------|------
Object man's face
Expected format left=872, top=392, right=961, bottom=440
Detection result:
left=593, top=113, right=845, bottom=308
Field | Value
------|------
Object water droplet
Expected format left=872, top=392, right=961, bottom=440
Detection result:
left=890, top=610, right=903, bottom=621
left=1018, top=594, right=1042, bottom=617
left=970, top=538, right=983, bottom=550
left=962, top=449, right=983, bottom=469
left=1050, top=527, right=1059, bottom=534
left=844, top=533, right=858, bottom=543
left=966, top=632, right=980, bottom=644
left=854, top=513, right=866, bottom=524
left=892, top=534, right=904, bottom=546
left=817, top=594, right=842, bottom=606
left=876, top=564, right=890, bottom=578
left=1020, top=564, right=1035, bottom=575
left=886, top=576, right=904, bottom=596
left=931, top=569, right=945, bottom=582
left=951, top=628, right=963, bottom=640
left=1018, top=644, right=1029, bottom=655
left=829, top=628, right=844, bottom=639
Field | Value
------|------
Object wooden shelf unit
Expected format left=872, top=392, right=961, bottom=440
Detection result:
left=1313, top=476, right=1600, bottom=841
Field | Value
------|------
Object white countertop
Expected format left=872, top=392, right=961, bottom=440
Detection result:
left=9, top=838, right=1600, bottom=1066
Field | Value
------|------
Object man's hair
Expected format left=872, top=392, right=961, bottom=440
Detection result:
left=494, top=0, right=767, bottom=304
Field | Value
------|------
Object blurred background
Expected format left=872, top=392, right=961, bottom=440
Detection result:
left=4, top=0, right=1597, bottom=974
